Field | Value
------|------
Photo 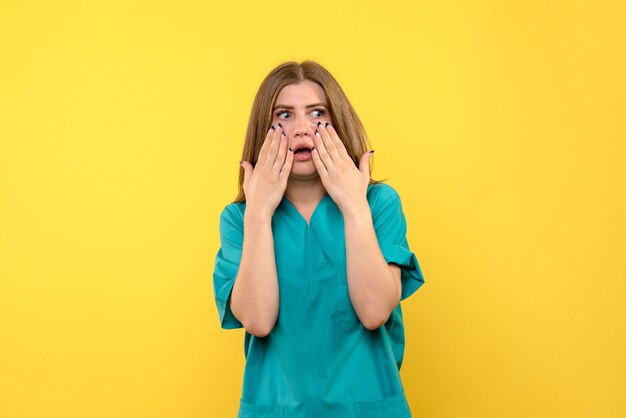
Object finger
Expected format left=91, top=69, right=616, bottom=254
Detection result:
left=322, top=123, right=351, bottom=163
left=310, top=144, right=328, bottom=179
left=257, top=125, right=276, bottom=165
left=272, top=130, right=288, bottom=172
left=240, top=160, right=252, bottom=186
left=313, top=129, right=336, bottom=171
left=359, top=150, right=373, bottom=178
left=263, top=124, right=284, bottom=166
left=279, top=144, right=294, bottom=181
left=317, top=122, right=340, bottom=163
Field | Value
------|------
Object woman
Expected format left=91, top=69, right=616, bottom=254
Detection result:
left=213, top=60, right=425, bottom=417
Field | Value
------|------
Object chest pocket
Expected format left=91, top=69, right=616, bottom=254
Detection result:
left=318, top=268, right=362, bottom=333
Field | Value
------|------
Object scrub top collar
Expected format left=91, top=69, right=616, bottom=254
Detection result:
left=279, top=192, right=331, bottom=228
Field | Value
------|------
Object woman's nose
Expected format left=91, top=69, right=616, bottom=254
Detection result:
left=292, top=115, right=312, bottom=137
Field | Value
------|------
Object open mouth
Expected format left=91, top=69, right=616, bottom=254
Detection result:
left=293, top=146, right=313, bottom=161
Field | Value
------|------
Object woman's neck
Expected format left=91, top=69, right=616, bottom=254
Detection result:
left=284, top=177, right=326, bottom=206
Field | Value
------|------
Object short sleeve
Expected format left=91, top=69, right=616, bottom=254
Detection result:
left=372, top=187, right=425, bottom=301
left=212, top=204, right=244, bottom=329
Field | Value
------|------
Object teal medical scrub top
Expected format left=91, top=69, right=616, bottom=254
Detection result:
left=213, top=183, right=425, bottom=418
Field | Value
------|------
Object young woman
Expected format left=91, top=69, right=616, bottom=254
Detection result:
left=213, top=60, right=425, bottom=418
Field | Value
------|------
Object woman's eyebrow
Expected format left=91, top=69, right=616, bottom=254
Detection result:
left=274, top=103, right=327, bottom=109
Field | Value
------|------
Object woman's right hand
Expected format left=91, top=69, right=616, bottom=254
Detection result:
left=240, top=124, right=294, bottom=218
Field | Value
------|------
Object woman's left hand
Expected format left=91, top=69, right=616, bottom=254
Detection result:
left=310, top=122, right=374, bottom=214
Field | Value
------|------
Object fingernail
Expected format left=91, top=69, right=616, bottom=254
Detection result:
left=325, top=122, right=329, bottom=127
left=278, top=123, right=282, bottom=128
left=289, top=147, right=292, bottom=152
left=239, top=160, right=243, bottom=165
left=271, top=125, right=275, bottom=131
left=369, top=150, right=375, bottom=154
left=311, top=146, right=316, bottom=151
left=317, top=121, right=321, bottom=127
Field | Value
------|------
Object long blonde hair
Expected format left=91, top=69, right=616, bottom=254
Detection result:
left=232, top=60, right=388, bottom=203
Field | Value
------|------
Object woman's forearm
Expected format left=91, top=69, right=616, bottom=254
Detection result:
left=343, top=199, right=401, bottom=330
left=230, top=209, right=279, bottom=337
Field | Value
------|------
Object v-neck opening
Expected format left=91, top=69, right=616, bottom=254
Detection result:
left=282, top=193, right=329, bottom=228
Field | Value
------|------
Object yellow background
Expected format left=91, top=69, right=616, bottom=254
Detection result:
left=1, top=1, right=624, bottom=417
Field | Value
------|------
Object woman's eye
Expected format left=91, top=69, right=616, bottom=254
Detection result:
left=274, top=109, right=324, bottom=119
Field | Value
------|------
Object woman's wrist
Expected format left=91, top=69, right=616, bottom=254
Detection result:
left=244, top=205, right=274, bottom=226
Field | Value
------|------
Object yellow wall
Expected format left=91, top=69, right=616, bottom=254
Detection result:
left=1, top=1, right=624, bottom=417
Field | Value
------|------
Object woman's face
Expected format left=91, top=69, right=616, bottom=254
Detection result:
left=272, top=80, right=332, bottom=177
